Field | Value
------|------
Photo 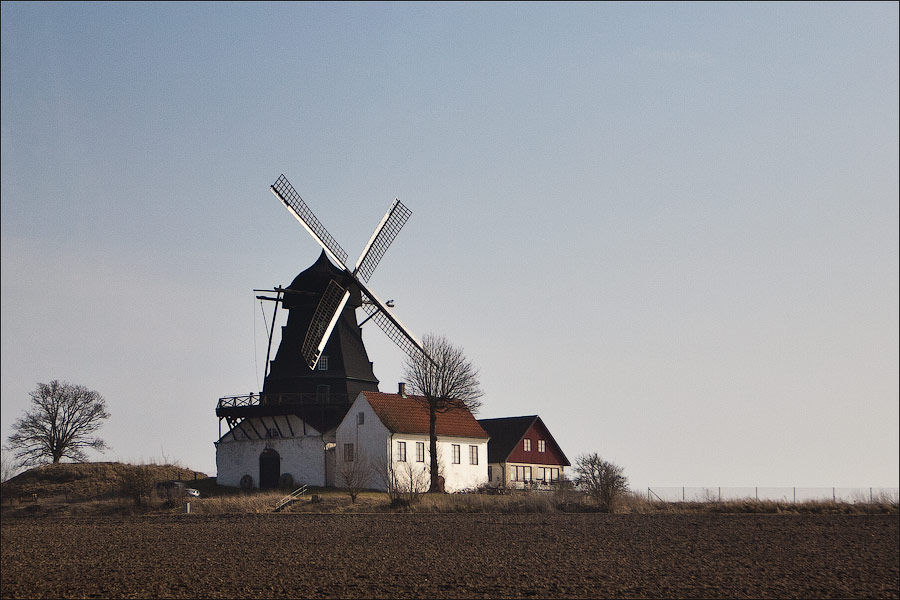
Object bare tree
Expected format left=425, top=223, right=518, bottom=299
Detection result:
left=403, top=333, right=483, bottom=493
left=338, top=451, right=373, bottom=503
left=6, top=381, right=110, bottom=467
left=574, top=453, right=628, bottom=513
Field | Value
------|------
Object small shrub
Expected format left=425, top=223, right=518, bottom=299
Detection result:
left=573, top=453, right=628, bottom=513
left=119, top=464, right=159, bottom=506
left=375, top=457, right=428, bottom=509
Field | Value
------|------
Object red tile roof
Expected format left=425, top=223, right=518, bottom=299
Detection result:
left=362, top=391, right=489, bottom=439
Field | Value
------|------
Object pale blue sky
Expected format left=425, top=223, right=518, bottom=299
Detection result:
left=2, top=2, right=898, bottom=488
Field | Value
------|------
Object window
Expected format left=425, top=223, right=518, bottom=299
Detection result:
left=343, top=443, right=354, bottom=462
left=357, top=412, right=365, bottom=425
left=538, top=439, right=546, bottom=453
left=469, top=445, right=478, bottom=465
left=539, top=467, right=559, bottom=482
left=416, top=442, right=425, bottom=462
left=487, top=465, right=493, bottom=481
left=452, top=444, right=461, bottom=464
left=523, top=438, right=531, bottom=452
left=513, top=465, right=532, bottom=482
left=317, top=355, right=328, bottom=370
left=397, top=441, right=407, bottom=462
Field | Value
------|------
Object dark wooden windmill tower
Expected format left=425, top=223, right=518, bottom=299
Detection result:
left=261, top=250, right=379, bottom=402
left=216, top=175, right=426, bottom=436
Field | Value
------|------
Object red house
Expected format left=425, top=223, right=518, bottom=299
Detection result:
left=477, top=415, right=570, bottom=488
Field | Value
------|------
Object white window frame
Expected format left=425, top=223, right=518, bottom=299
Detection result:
left=416, top=442, right=425, bottom=462
left=514, top=465, right=532, bottom=482
left=452, top=444, right=461, bottom=464
left=539, top=467, right=559, bottom=482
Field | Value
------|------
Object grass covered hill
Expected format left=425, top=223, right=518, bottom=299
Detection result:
left=1, top=462, right=207, bottom=502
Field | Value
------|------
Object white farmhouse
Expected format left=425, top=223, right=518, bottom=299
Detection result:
left=336, top=390, right=489, bottom=493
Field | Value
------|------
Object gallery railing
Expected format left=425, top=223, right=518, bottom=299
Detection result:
left=216, top=392, right=352, bottom=411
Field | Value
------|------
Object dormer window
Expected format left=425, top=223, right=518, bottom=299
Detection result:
left=317, top=356, right=329, bottom=370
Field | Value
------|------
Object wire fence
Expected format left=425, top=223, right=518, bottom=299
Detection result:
left=645, top=486, right=899, bottom=504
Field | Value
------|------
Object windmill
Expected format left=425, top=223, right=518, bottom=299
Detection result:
left=216, top=174, right=428, bottom=447
left=268, top=173, right=427, bottom=373
left=214, top=176, right=435, bottom=489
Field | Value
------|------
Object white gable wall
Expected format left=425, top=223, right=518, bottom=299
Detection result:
left=216, top=414, right=327, bottom=488
left=335, top=394, right=391, bottom=488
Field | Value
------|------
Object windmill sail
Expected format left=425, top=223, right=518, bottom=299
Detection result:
left=300, top=279, right=351, bottom=369
left=354, top=198, right=412, bottom=282
left=271, top=174, right=349, bottom=267
left=359, top=288, right=426, bottom=359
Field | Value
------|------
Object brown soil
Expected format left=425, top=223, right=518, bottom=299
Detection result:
left=2, top=513, right=897, bottom=598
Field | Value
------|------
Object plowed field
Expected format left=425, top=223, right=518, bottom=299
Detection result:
left=2, top=513, right=897, bottom=598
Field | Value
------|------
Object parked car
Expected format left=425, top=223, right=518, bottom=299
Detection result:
left=185, top=488, right=200, bottom=498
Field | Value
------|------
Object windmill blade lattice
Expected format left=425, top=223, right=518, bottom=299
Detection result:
left=271, top=174, right=349, bottom=266
left=301, top=279, right=350, bottom=369
left=354, top=198, right=412, bottom=282
left=360, top=290, right=426, bottom=360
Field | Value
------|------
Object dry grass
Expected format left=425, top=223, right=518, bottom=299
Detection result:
left=615, top=492, right=899, bottom=515
left=2, top=462, right=896, bottom=517
left=189, top=489, right=395, bottom=515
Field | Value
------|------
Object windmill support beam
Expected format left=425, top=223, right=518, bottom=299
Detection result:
left=264, top=289, right=282, bottom=379
left=246, top=418, right=263, bottom=441
left=235, top=419, right=252, bottom=443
